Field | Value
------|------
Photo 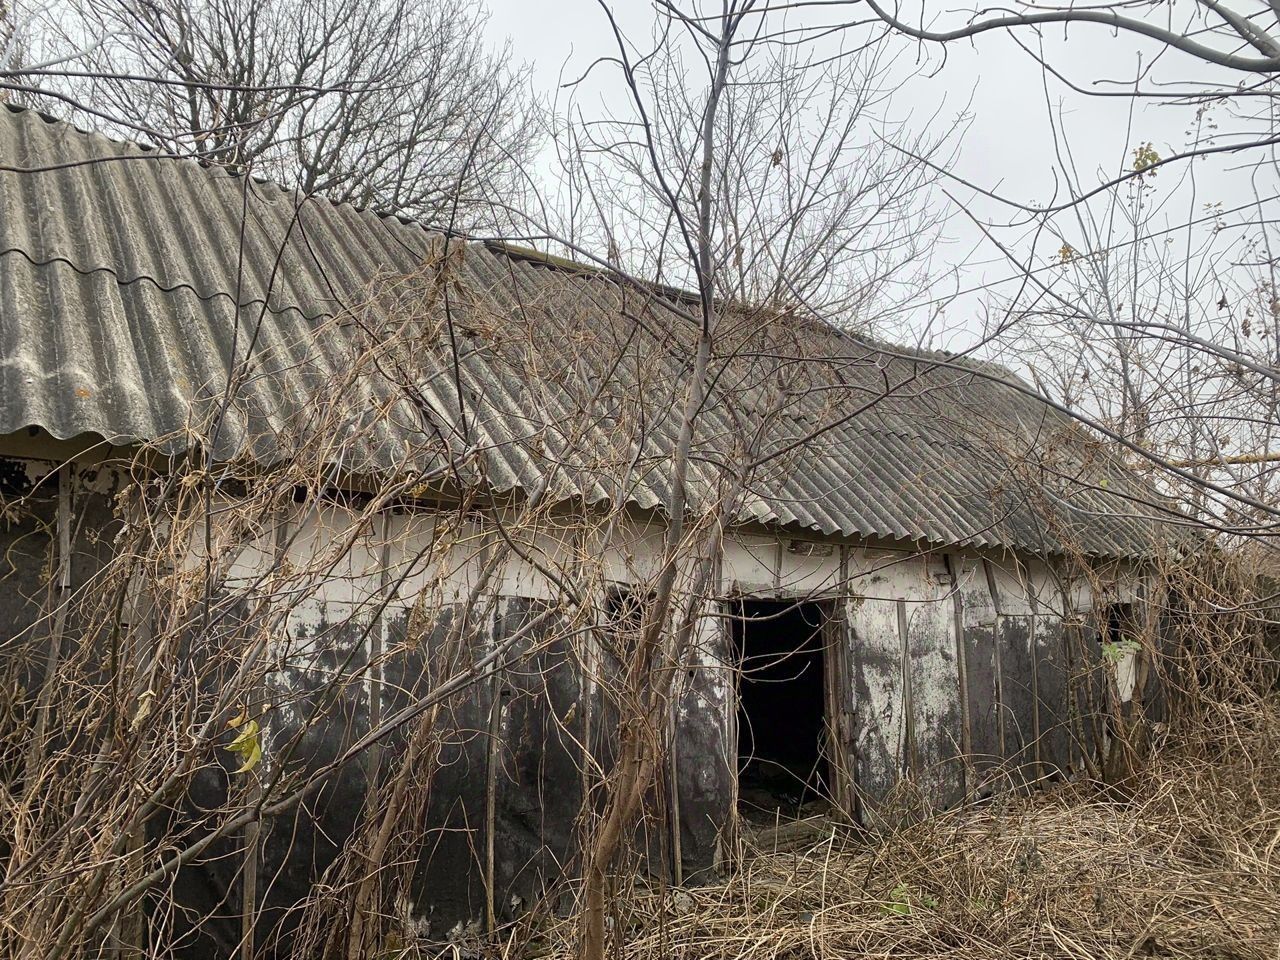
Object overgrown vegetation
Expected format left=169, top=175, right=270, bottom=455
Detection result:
left=523, top=555, right=1280, bottom=960
left=532, top=749, right=1279, bottom=960
left=2, top=2, right=1279, bottom=958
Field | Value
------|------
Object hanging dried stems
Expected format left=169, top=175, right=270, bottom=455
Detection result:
left=0, top=243, right=678, bottom=957
left=526, top=536, right=1280, bottom=960
left=0, top=223, right=880, bottom=957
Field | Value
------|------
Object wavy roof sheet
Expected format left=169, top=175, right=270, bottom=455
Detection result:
left=0, top=105, right=1172, bottom=557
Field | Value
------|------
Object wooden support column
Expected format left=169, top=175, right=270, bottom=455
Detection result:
left=241, top=509, right=290, bottom=960
left=365, top=512, right=393, bottom=803
left=667, top=696, right=683, bottom=886
left=25, top=462, right=72, bottom=783
left=896, top=599, right=915, bottom=779
left=823, top=545, right=855, bottom=818
left=945, top=556, right=972, bottom=799
left=982, top=560, right=1006, bottom=760
left=484, top=601, right=503, bottom=934
left=724, top=600, right=742, bottom=870
left=1022, top=563, right=1044, bottom=779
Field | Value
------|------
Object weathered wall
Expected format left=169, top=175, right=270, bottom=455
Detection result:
left=842, top=549, right=1145, bottom=822
left=0, top=453, right=127, bottom=782
left=672, top=609, right=734, bottom=880
left=0, top=442, right=1153, bottom=953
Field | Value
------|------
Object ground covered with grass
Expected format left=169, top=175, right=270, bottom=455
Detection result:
left=525, top=707, right=1279, bottom=960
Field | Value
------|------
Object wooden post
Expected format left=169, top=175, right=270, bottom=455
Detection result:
left=241, top=510, right=290, bottom=960
left=946, top=556, right=972, bottom=799
left=896, top=599, right=915, bottom=779
left=118, top=521, right=156, bottom=960
left=723, top=600, right=741, bottom=871
left=25, top=462, right=72, bottom=783
left=834, top=546, right=863, bottom=825
left=1023, top=563, right=1044, bottom=781
left=665, top=696, right=686, bottom=890
left=982, top=560, right=1006, bottom=760
left=484, top=603, right=503, bottom=934
left=366, top=512, right=393, bottom=804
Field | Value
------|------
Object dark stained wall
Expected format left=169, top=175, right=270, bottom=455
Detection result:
left=0, top=452, right=1154, bottom=955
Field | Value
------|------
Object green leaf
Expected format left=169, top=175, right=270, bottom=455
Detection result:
left=881, top=883, right=912, bottom=916
left=1101, top=637, right=1140, bottom=665
left=1132, top=142, right=1161, bottom=174
left=226, top=717, right=263, bottom=774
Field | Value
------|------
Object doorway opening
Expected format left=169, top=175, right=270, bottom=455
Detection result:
left=731, top=599, right=831, bottom=824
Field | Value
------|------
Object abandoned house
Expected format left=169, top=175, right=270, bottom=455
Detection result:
left=0, top=104, right=1174, bottom=952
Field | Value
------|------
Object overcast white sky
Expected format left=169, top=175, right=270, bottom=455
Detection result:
left=483, top=1, right=1261, bottom=352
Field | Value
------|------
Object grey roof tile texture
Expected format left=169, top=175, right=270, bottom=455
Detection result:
left=0, top=105, right=1173, bottom=557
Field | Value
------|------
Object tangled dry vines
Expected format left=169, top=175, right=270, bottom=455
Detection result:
left=529, top=670, right=1279, bottom=960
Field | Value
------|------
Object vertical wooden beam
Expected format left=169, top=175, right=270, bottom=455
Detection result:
left=1022, top=561, right=1044, bottom=780
left=945, top=556, right=972, bottom=799
left=982, top=560, right=1006, bottom=760
left=1059, top=577, right=1087, bottom=775
left=712, top=555, right=735, bottom=867
left=484, top=601, right=503, bottom=934
left=824, top=545, right=853, bottom=817
left=118, top=507, right=155, bottom=960
left=240, top=509, right=290, bottom=960
left=366, top=511, right=392, bottom=796
left=724, top=600, right=741, bottom=871
left=26, top=462, right=72, bottom=782
left=239, top=733, right=262, bottom=949
left=579, top=530, right=597, bottom=858
left=667, top=695, right=683, bottom=886
left=896, top=599, right=915, bottom=779
left=837, top=546, right=864, bottom=824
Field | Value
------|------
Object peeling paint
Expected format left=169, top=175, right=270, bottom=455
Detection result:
left=0, top=448, right=1159, bottom=953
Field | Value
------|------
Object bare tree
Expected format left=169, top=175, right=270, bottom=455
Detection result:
left=542, top=26, right=948, bottom=329
left=531, top=6, right=954, bottom=959
left=986, top=131, right=1280, bottom=534
left=0, top=0, right=14, bottom=78
left=713, top=1, right=1280, bottom=542
left=10, top=0, right=540, bottom=228
left=2, top=0, right=106, bottom=86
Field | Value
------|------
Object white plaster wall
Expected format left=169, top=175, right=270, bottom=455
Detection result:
left=598, top=519, right=667, bottom=586
left=902, top=558, right=962, bottom=799
left=174, top=492, right=1158, bottom=783
left=720, top=535, right=781, bottom=594
left=776, top=541, right=842, bottom=597
left=951, top=555, right=996, bottom=625
left=986, top=557, right=1035, bottom=616
left=845, top=588, right=907, bottom=792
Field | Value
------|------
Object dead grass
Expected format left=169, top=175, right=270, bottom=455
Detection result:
left=521, top=709, right=1280, bottom=960
left=486, top=556, right=1280, bottom=960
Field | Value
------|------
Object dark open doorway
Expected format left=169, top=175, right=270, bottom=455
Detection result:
left=732, top=599, right=831, bottom=823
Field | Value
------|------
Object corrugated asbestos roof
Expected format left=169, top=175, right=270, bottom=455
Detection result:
left=0, top=105, right=1173, bottom=557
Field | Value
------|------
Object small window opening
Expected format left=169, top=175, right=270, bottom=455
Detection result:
left=603, top=586, right=650, bottom=636
left=1101, top=601, right=1141, bottom=703
left=599, top=587, right=654, bottom=669
left=604, top=587, right=648, bottom=631
left=1104, top=602, right=1138, bottom=646
left=731, top=599, right=830, bottom=823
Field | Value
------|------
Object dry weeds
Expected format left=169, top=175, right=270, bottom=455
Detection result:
left=521, top=705, right=1280, bottom=960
